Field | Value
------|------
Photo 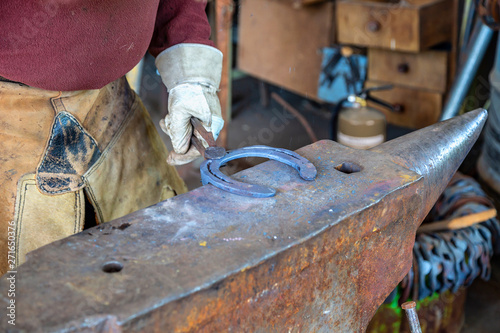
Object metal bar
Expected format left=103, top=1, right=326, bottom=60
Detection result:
left=0, top=110, right=487, bottom=332
left=440, top=21, right=493, bottom=121
left=401, top=301, right=422, bottom=333
left=190, top=118, right=217, bottom=147
left=190, top=118, right=226, bottom=160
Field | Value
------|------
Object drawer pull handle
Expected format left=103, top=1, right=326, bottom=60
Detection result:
left=366, top=20, right=381, bottom=32
left=393, top=104, right=405, bottom=113
left=397, top=63, right=410, bottom=73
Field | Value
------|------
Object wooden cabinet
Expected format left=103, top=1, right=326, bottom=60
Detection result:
left=336, top=0, right=453, bottom=52
left=237, top=0, right=454, bottom=130
left=368, top=49, right=448, bottom=92
left=238, top=0, right=335, bottom=99
left=335, top=0, right=457, bottom=128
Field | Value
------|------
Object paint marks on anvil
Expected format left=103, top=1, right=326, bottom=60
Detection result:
left=173, top=221, right=198, bottom=240
left=213, top=225, right=238, bottom=239
left=222, top=237, right=243, bottom=242
left=399, top=173, right=420, bottom=182
left=263, top=232, right=279, bottom=240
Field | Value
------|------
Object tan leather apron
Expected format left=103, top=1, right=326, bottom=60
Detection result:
left=0, top=77, right=187, bottom=275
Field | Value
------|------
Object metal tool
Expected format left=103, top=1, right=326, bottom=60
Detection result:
left=440, top=20, right=493, bottom=121
left=401, top=301, right=422, bottom=333
left=190, top=117, right=226, bottom=160
left=0, top=110, right=486, bottom=332
left=191, top=118, right=316, bottom=198
left=200, top=145, right=317, bottom=198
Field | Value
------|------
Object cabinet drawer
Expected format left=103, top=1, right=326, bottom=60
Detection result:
left=336, top=0, right=452, bottom=52
left=368, top=49, right=448, bottom=92
left=365, top=81, right=442, bottom=128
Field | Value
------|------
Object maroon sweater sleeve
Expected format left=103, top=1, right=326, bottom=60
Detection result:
left=149, top=0, right=214, bottom=57
left=0, top=0, right=213, bottom=91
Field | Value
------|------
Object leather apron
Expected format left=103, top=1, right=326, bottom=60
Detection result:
left=0, top=77, right=187, bottom=275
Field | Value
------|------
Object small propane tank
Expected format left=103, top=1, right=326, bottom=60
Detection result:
left=337, top=95, right=386, bottom=149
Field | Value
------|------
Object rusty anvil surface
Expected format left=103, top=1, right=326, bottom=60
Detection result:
left=0, top=110, right=487, bottom=332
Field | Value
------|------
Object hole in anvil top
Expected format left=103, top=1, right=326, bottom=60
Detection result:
left=335, top=162, right=362, bottom=174
left=118, top=222, right=131, bottom=230
left=102, top=261, right=124, bottom=273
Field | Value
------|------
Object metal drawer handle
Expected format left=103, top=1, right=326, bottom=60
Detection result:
left=398, top=63, right=410, bottom=73
left=393, top=103, right=405, bottom=113
left=366, top=20, right=381, bottom=32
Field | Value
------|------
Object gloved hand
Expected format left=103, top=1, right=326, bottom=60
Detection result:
left=156, top=43, right=224, bottom=165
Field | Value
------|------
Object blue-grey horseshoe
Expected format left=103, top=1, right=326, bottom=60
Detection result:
left=200, top=145, right=317, bottom=198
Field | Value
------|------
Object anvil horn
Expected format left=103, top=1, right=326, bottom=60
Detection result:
left=371, top=108, right=488, bottom=221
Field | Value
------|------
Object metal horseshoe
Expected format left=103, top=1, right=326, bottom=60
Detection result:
left=200, top=145, right=317, bottom=198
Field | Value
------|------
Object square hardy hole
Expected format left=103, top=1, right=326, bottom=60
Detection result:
left=335, top=162, right=362, bottom=174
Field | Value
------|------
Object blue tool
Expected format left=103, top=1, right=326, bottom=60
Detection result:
left=200, top=145, right=317, bottom=198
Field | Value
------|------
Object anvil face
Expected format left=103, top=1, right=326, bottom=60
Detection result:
left=0, top=110, right=487, bottom=332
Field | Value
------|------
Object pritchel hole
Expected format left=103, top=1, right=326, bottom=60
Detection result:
left=102, top=261, right=124, bottom=273
left=335, top=162, right=362, bottom=174
left=118, top=223, right=131, bottom=230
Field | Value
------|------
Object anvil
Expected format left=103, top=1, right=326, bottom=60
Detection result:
left=0, top=110, right=487, bottom=332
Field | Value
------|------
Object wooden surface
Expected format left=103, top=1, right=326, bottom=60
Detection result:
left=238, top=0, right=335, bottom=100
left=366, top=80, right=442, bottom=128
left=336, top=0, right=452, bottom=52
left=447, top=0, right=459, bottom=94
left=275, top=0, right=326, bottom=7
left=417, top=208, right=497, bottom=233
left=215, top=0, right=234, bottom=148
left=368, top=49, right=448, bottom=92
left=419, top=0, right=454, bottom=50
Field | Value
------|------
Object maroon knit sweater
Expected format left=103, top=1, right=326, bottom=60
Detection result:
left=0, top=0, right=213, bottom=91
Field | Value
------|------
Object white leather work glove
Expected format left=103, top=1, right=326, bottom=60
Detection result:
left=156, top=43, right=224, bottom=165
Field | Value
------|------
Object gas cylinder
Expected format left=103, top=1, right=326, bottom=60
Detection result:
left=337, top=95, right=386, bottom=149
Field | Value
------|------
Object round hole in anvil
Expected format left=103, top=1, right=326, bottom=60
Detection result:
left=335, top=162, right=362, bottom=174
left=102, top=261, right=124, bottom=273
